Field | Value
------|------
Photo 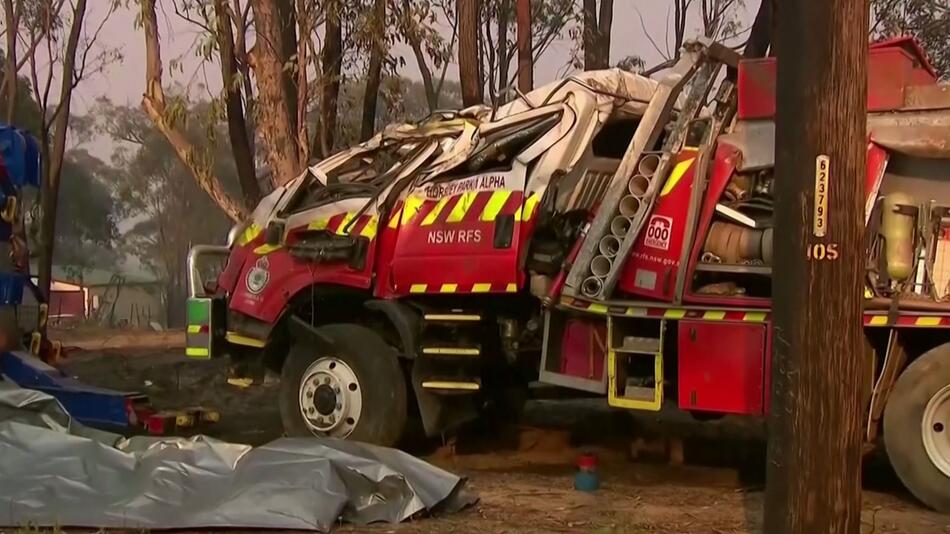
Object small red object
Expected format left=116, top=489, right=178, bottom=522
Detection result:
left=576, top=452, right=597, bottom=470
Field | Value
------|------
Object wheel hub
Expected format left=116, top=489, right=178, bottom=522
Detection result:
left=298, top=357, right=362, bottom=437
left=922, top=384, right=950, bottom=478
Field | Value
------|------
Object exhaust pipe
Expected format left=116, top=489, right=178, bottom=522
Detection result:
left=581, top=276, right=604, bottom=298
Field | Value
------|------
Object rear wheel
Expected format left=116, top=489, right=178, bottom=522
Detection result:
left=279, top=323, right=407, bottom=446
left=883, top=343, right=950, bottom=512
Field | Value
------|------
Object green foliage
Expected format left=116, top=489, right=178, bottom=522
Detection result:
left=872, top=0, right=950, bottom=78
left=53, top=150, right=120, bottom=271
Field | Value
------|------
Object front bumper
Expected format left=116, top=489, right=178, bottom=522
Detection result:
left=185, top=245, right=230, bottom=359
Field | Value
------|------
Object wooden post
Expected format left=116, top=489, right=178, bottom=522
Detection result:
left=515, top=0, right=532, bottom=93
left=765, top=1, right=870, bottom=533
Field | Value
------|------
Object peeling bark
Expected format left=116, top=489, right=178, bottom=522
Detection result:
left=458, top=0, right=482, bottom=106
left=318, top=0, right=343, bottom=158
left=361, top=0, right=386, bottom=142
left=516, top=0, right=532, bottom=92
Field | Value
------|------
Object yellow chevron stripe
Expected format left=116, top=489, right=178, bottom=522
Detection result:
left=447, top=192, right=478, bottom=223
left=472, top=283, right=492, bottom=293
left=743, top=312, right=767, bottom=322
left=480, top=190, right=512, bottom=221
left=401, top=196, right=425, bottom=226
left=515, top=194, right=541, bottom=221
left=421, top=197, right=451, bottom=226
left=187, top=325, right=202, bottom=334
left=410, top=284, right=428, bottom=294
left=916, top=317, right=942, bottom=326
left=359, top=216, right=379, bottom=239
left=388, top=210, right=401, bottom=229
left=660, top=157, right=696, bottom=196
left=226, top=332, right=267, bottom=348
left=440, top=283, right=458, bottom=293
left=703, top=310, right=726, bottom=320
left=308, top=218, right=331, bottom=230
left=588, top=303, right=608, bottom=314
left=506, top=283, right=518, bottom=293
left=253, top=243, right=282, bottom=255
left=868, top=315, right=888, bottom=326
left=186, top=347, right=210, bottom=358
left=664, top=309, right=687, bottom=319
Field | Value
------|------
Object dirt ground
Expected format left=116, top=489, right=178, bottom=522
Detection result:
left=56, top=341, right=950, bottom=534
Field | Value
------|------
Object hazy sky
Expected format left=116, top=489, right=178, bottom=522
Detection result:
left=72, top=1, right=756, bottom=157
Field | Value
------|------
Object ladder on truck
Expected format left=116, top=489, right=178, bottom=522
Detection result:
left=564, top=39, right=742, bottom=301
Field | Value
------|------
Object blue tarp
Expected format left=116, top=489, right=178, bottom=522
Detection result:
left=0, top=124, right=41, bottom=189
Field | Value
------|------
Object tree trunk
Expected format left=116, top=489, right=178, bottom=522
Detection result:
left=515, top=0, right=532, bottom=92
left=213, top=0, right=260, bottom=210
left=37, top=0, right=87, bottom=300
left=317, top=0, right=343, bottom=158
left=360, top=0, right=386, bottom=142
left=745, top=0, right=774, bottom=58
left=248, top=0, right=301, bottom=187
left=496, top=0, right=510, bottom=101
left=598, top=0, right=613, bottom=67
left=765, top=0, right=869, bottom=532
left=458, top=0, right=482, bottom=106
left=2, top=0, right=16, bottom=122
left=276, top=0, right=298, bottom=136
left=140, top=0, right=247, bottom=223
left=402, top=0, right=437, bottom=111
left=582, top=0, right=597, bottom=69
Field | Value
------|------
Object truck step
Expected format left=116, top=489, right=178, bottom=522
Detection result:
left=422, top=379, right=481, bottom=392
left=423, top=311, right=483, bottom=322
left=619, top=336, right=662, bottom=354
left=421, top=346, right=481, bottom=356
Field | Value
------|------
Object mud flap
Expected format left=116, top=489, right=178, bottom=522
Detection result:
left=411, top=358, right=479, bottom=437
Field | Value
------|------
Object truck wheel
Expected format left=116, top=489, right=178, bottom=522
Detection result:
left=883, top=343, right=950, bottom=513
left=279, top=323, right=407, bottom=447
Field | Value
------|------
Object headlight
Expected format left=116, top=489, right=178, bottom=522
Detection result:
left=227, top=222, right=247, bottom=248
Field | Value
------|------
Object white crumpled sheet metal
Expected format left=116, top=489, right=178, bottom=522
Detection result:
left=0, top=379, right=472, bottom=531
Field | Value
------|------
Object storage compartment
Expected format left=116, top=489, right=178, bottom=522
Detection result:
left=677, top=320, right=766, bottom=415
left=538, top=310, right=607, bottom=394
left=607, top=317, right=664, bottom=411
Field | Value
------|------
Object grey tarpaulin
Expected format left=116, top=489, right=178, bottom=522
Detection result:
left=0, top=379, right=473, bottom=531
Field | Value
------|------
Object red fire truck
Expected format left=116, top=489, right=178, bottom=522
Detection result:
left=187, top=38, right=950, bottom=511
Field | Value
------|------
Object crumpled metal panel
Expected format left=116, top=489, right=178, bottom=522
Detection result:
left=0, top=379, right=471, bottom=531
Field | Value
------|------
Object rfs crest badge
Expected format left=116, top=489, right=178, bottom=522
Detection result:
left=246, top=256, right=270, bottom=294
left=644, top=215, right=673, bottom=251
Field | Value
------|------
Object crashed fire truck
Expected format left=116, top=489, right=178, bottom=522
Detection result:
left=187, top=38, right=950, bottom=511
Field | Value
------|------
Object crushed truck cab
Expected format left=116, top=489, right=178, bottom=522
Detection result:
left=188, top=38, right=950, bottom=513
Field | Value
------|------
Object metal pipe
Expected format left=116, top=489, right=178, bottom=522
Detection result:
left=581, top=276, right=604, bottom=298
left=610, top=216, right=632, bottom=237
left=865, top=297, right=950, bottom=312
left=628, top=174, right=651, bottom=197
left=590, top=255, right=612, bottom=277
left=618, top=196, right=641, bottom=218
left=187, top=245, right=231, bottom=298
left=638, top=153, right=661, bottom=176
left=599, top=235, right=621, bottom=258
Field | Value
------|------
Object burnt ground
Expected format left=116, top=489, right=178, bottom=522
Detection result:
left=56, top=344, right=950, bottom=534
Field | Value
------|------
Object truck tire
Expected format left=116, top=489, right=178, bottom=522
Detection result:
left=883, top=343, right=950, bottom=513
left=279, top=323, right=407, bottom=447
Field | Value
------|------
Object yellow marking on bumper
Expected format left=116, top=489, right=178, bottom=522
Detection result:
left=253, top=243, right=282, bottom=255
left=236, top=224, right=262, bottom=246
left=588, top=303, right=609, bottom=314
left=743, top=312, right=767, bottom=322
left=480, top=190, right=512, bottom=221
left=868, top=315, right=889, bottom=326
left=422, top=381, right=481, bottom=391
left=187, top=325, right=202, bottom=334
left=664, top=309, right=687, bottom=319
left=227, top=377, right=254, bottom=388
left=625, top=307, right=648, bottom=317
left=226, top=332, right=267, bottom=348
left=308, top=218, right=331, bottom=230
left=425, top=314, right=481, bottom=322
left=916, top=317, right=942, bottom=326
left=186, top=347, right=210, bottom=357
left=421, top=197, right=450, bottom=226
left=410, top=284, right=428, bottom=294
left=422, top=347, right=481, bottom=356
left=506, top=283, right=518, bottom=293
left=440, top=283, right=458, bottom=293
left=703, top=310, right=726, bottom=320
left=472, top=283, right=492, bottom=293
